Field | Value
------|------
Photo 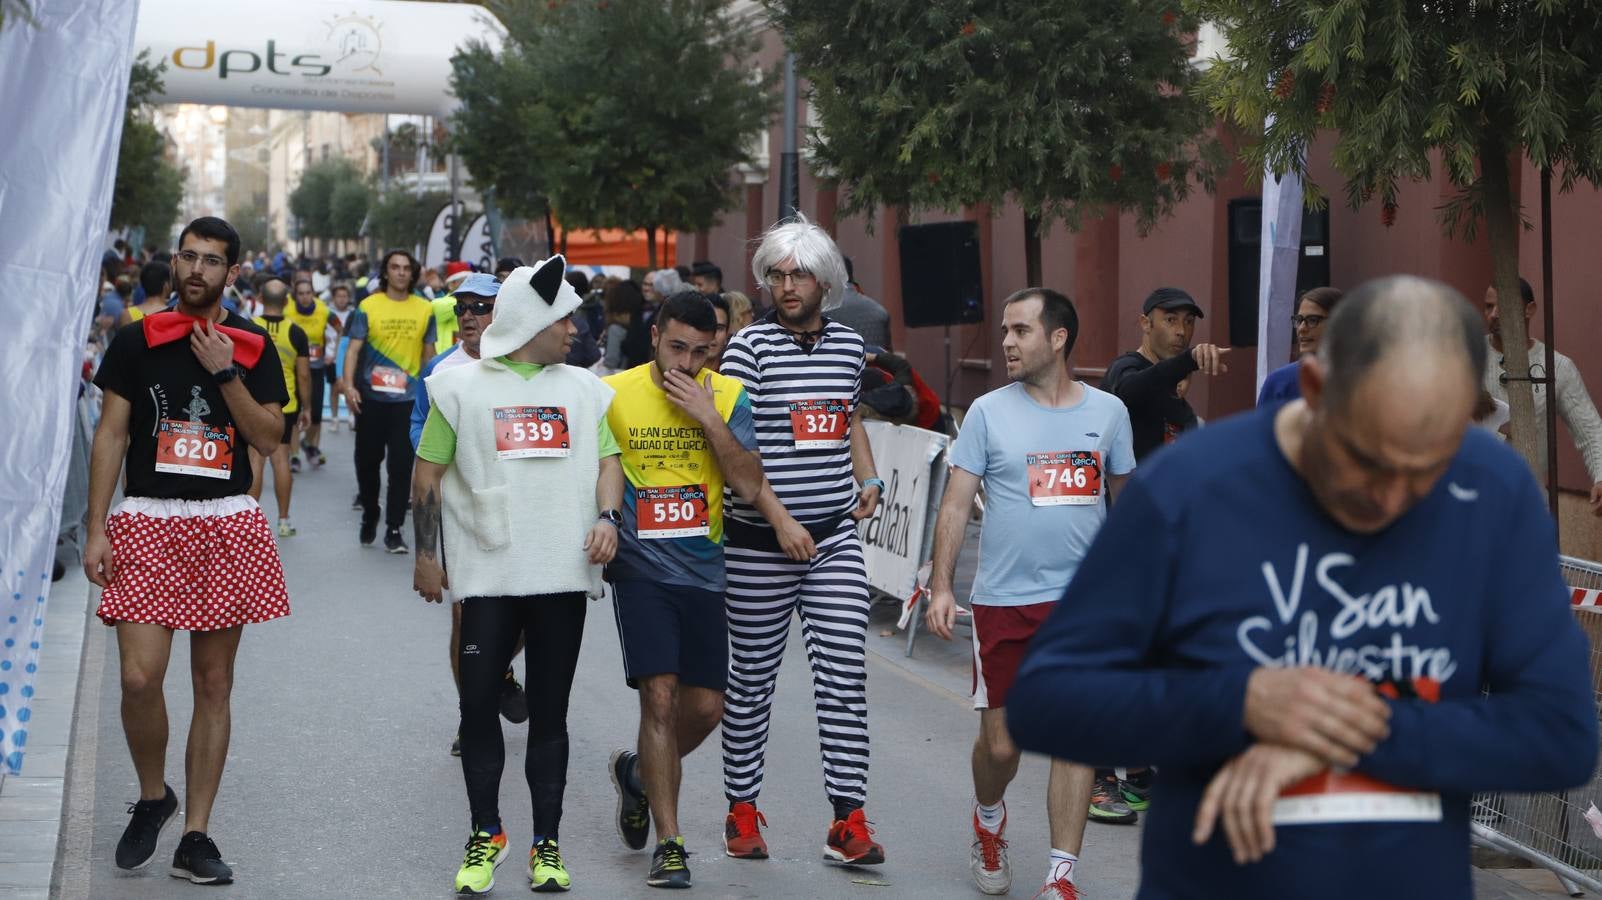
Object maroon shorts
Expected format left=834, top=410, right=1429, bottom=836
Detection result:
left=97, top=496, right=290, bottom=632
left=970, top=601, right=1054, bottom=710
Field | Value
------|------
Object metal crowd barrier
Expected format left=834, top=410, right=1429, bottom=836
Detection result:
left=1470, top=555, right=1602, bottom=896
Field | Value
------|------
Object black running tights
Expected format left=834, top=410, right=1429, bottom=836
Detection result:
left=458, top=591, right=586, bottom=838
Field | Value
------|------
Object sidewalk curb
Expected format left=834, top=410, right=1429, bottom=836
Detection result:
left=0, top=570, right=93, bottom=900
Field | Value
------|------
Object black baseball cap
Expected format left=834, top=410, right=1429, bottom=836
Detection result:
left=1142, top=287, right=1203, bottom=318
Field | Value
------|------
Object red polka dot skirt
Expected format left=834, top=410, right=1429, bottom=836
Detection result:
left=97, top=496, right=290, bottom=632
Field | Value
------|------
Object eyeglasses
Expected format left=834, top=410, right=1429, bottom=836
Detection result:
left=176, top=250, right=229, bottom=270
left=764, top=268, right=817, bottom=288
left=455, top=300, right=495, bottom=317
left=1291, top=314, right=1327, bottom=329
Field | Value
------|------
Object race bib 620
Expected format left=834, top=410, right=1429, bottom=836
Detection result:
left=155, top=419, right=235, bottom=480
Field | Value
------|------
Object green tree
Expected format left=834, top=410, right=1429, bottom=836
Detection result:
left=110, top=52, right=185, bottom=244
left=289, top=158, right=367, bottom=241
left=228, top=204, right=271, bottom=255
left=770, top=0, right=1220, bottom=283
left=1191, top=1, right=1602, bottom=474
left=451, top=0, right=776, bottom=266
left=367, top=189, right=450, bottom=251
left=330, top=179, right=373, bottom=242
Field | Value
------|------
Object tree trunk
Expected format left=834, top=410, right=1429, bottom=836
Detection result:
left=647, top=227, right=658, bottom=269
left=1478, top=142, right=1542, bottom=474
left=544, top=206, right=557, bottom=259
left=1023, top=213, right=1043, bottom=287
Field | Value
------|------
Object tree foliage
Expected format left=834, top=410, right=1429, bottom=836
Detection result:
left=227, top=204, right=271, bottom=255
left=769, top=0, right=1221, bottom=240
left=367, top=189, right=450, bottom=251
left=110, top=52, right=185, bottom=243
left=451, top=0, right=776, bottom=259
left=289, top=158, right=369, bottom=241
left=1191, top=0, right=1602, bottom=477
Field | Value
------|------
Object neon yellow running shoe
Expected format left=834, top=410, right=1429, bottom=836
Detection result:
left=454, top=829, right=508, bottom=895
left=529, top=839, right=571, bottom=892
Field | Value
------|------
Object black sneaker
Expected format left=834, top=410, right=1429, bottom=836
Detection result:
left=384, top=528, right=408, bottom=555
left=360, top=519, right=378, bottom=546
left=289, top=456, right=302, bottom=473
left=115, top=784, right=178, bottom=870
left=647, top=837, right=691, bottom=889
left=170, top=831, right=233, bottom=884
left=500, top=670, right=529, bottom=724
left=450, top=732, right=462, bottom=757
left=609, top=748, right=650, bottom=850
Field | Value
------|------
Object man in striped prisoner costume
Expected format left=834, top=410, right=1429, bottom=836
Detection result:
left=717, top=215, right=888, bottom=866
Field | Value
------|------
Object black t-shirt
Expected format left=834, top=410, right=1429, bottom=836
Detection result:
left=1101, top=350, right=1200, bottom=462
left=93, top=313, right=289, bottom=500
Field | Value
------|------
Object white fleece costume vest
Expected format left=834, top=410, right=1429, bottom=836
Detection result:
left=426, top=358, right=615, bottom=599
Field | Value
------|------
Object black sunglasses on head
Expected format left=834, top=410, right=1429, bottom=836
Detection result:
left=455, top=299, right=495, bottom=317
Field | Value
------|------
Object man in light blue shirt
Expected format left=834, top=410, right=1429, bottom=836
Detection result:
left=925, top=288, right=1134, bottom=899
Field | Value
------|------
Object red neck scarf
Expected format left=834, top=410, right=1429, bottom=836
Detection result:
left=141, top=310, right=266, bottom=369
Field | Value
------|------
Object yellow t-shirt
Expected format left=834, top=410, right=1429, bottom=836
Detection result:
left=602, top=363, right=757, bottom=587
left=285, top=298, right=333, bottom=366
left=254, top=316, right=309, bottom=414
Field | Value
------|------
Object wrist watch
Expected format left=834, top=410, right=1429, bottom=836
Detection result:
left=861, top=477, right=886, bottom=492
left=212, top=365, right=240, bottom=385
left=598, top=509, right=622, bottom=527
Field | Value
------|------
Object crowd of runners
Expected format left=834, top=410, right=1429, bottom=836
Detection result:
left=74, top=213, right=1602, bottom=898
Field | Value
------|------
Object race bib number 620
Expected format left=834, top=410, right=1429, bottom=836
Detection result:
left=155, top=419, right=235, bottom=480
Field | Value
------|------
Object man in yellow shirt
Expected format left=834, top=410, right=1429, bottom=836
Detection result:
left=341, top=249, right=437, bottom=552
left=248, top=279, right=312, bottom=536
left=285, top=275, right=339, bottom=470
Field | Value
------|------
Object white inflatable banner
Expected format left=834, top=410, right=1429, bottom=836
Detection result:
left=461, top=214, right=495, bottom=272
left=134, top=0, right=506, bottom=116
left=0, top=0, right=141, bottom=774
left=423, top=201, right=464, bottom=270
left=856, top=422, right=950, bottom=600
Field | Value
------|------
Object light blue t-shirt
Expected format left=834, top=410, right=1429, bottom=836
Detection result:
left=949, top=381, right=1135, bottom=607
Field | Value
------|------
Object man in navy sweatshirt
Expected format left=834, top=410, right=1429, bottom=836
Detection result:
left=1008, top=275, right=1598, bottom=899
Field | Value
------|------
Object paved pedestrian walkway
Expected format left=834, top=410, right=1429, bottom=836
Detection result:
left=0, top=424, right=1573, bottom=898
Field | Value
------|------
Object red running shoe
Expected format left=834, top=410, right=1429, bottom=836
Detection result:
left=724, top=801, right=769, bottom=859
left=824, top=808, right=885, bottom=865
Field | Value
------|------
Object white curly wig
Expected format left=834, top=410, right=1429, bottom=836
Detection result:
left=749, top=212, right=848, bottom=312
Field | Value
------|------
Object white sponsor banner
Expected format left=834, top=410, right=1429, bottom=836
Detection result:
left=1256, top=115, right=1304, bottom=396
left=856, top=422, right=949, bottom=600
left=462, top=214, right=495, bottom=272
left=423, top=201, right=465, bottom=270
left=133, top=0, right=506, bottom=116
left=0, top=0, right=141, bottom=774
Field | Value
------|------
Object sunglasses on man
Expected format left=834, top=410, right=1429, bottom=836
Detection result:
left=455, top=299, right=495, bottom=317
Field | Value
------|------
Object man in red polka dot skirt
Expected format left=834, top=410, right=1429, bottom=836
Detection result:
left=84, top=217, right=292, bottom=887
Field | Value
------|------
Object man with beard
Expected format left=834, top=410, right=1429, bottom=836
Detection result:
left=409, top=273, right=530, bottom=757
left=601, top=292, right=805, bottom=888
left=1008, top=277, right=1597, bottom=899
left=85, top=216, right=291, bottom=885
left=717, top=215, right=886, bottom=867
left=925, top=288, right=1135, bottom=900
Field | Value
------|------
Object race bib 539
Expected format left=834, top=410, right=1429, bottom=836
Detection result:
left=493, top=406, right=571, bottom=459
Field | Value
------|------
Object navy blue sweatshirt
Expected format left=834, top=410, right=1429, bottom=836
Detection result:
left=1008, top=405, right=1597, bottom=899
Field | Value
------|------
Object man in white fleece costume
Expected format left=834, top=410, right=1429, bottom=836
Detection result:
left=411, top=254, right=624, bottom=895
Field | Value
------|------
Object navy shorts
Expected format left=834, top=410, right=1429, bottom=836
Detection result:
left=610, top=578, right=728, bottom=691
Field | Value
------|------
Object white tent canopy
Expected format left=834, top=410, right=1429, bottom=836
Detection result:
left=135, top=0, right=505, bottom=116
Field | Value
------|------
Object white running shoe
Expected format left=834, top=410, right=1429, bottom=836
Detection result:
left=969, top=811, right=1011, bottom=895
